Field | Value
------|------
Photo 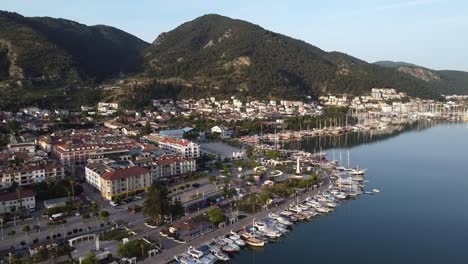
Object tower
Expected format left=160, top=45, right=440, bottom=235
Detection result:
left=296, top=156, right=301, bottom=174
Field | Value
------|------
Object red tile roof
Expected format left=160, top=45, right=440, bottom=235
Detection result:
left=101, top=167, right=150, bottom=181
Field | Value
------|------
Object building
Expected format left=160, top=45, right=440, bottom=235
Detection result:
left=210, top=125, right=232, bottom=138
left=0, top=162, right=64, bottom=189
left=200, top=142, right=246, bottom=160
left=8, top=143, right=36, bottom=154
left=144, top=134, right=200, bottom=158
left=0, top=189, right=36, bottom=214
left=85, top=160, right=151, bottom=201
left=150, top=154, right=196, bottom=180
left=159, top=127, right=193, bottom=139
left=100, top=167, right=151, bottom=200
left=97, top=102, right=119, bottom=116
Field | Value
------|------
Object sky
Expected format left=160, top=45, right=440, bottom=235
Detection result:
left=2, top=0, right=468, bottom=71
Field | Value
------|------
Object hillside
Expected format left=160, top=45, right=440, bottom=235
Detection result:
left=143, top=14, right=445, bottom=100
left=374, top=61, right=468, bottom=95
left=1, top=11, right=468, bottom=110
left=0, top=11, right=148, bottom=109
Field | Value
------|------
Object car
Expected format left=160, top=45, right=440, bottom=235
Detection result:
left=135, top=195, right=143, bottom=200
left=75, top=212, right=81, bottom=216
left=110, top=201, right=118, bottom=207
left=192, top=183, right=201, bottom=188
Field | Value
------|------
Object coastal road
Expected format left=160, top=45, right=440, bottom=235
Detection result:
left=142, top=179, right=331, bottom=263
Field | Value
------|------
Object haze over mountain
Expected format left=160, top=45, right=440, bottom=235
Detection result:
left=1, top=11, right=467, bottom=109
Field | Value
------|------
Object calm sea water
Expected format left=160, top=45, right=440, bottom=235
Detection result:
left=232, top=122, right=468, bottom=264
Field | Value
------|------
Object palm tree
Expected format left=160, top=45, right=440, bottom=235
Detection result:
left=16, top=186, right=24, bottom=219
left=69, top=178, right=75, bottom=202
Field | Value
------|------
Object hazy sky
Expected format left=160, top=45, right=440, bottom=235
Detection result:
left=2, top=0, right=467, bottom=71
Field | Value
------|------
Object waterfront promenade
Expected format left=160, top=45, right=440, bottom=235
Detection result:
left=144, top=179, right=331, bottom=263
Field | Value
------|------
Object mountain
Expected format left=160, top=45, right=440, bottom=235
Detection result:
left=374, top=61, right=468, bottom=95
left=1, top=11, right=468, bottom=110
left=142, top=14, right=448, bottom=100
left=0, top=11, right=148, bottom=109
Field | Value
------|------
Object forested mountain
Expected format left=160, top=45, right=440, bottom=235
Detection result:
left=0, top=10, right=148, bottom=109
left=1, top=11, right=467, bottom=109
left=143, top=14, right=450, bottom=100
left=374, top=61, right=468, bottom=95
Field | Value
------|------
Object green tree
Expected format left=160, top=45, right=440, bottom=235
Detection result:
left=143, top=121, right=152, bottom=135
left=100, top=210, right=110, bottom=220
left=208, top=175, right=216, bottom=184
left=8, top=230, right=15, bottom=236
left=91, top=202, right=99, bottom=216
left=207, top=208, right=226, bottom=224
left=81, top=252, right=99, bottom=264
left=23, top=224, right=30, bottom=233
left=170, top=200, right=185, bottom=218
left=5, top=120, right=21, bottom=134
left=143, top=183, right=170, bottom=223
left=118, top=240, right=150, bottom=260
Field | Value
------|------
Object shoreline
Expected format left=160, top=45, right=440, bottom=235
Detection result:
left=144, top=178, right=332, bottom=264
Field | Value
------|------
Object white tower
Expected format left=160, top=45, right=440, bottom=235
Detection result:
left=296, top=156, right=301, bottom=174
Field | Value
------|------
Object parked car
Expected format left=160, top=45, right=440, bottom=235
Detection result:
left=134, top=195, right=143, bottom=200
left=192, top=183, right=201, bottom=188
left=110, top=201, right=118, bottom=207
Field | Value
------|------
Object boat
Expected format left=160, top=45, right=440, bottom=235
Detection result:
left=245, top=236, right=265, bottom=247
left=228, top=231, right=246, bottom=246
left=199, top=254, right=217, bottom=264
left=211, top=238, right=238, bottom=253
left=174, top=253, right=198, bottom=264
left=208, top=246, right=230, bottom=261
left=372, top=189, right=380, bottom=193
left=187, top=246, right=204, bottom=259
left=335, top=192, right=348, bottom=199
left=221, top=237, right=240, bottom=251
left=268, top=213, right=293, bottom=226
left=254, top=222, right=282, bottom=238
left=315, top=206, right=333, bottom=213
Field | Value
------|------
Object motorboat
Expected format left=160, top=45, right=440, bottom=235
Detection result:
left=208, top=246, right=230, bottom=261
left=228, top=231, right=246, bottom=246
left=253, top=221, right=282, bottom=238
left=211, top=238, right=238, bottom=253
left=350, top=168, right=366, bottom=175
left=174, top=253, right=198, bottom=264
left=268, top=213, right=293, bottom=226
left=198, top=254, right=217, bottom=264
left=221, top=237, right=240, bottom=251
left=335, top=192, right=348, bottom=199
left=372, top=189, right=380, bottom=193
left=187, top=246, right=204, bottom=259
left=315, top=206, right=333, bottom=213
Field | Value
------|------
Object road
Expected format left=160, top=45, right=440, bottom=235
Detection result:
left=143, top=179, right=331, bottom=263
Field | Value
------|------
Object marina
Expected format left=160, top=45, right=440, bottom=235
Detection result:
left=155, top=122, right=468, bottom=264
left=232, top=122, right=468, bottom=264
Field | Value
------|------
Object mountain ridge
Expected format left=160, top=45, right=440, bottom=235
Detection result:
left=1, top=11, right=468, bottom=109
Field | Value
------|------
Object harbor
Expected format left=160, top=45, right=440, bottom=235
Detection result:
left=153, top=122, right=468, bottom=264
left=154, top=131, right=377, bottom=263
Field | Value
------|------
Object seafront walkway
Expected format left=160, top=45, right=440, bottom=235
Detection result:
left=143, top=179, right=331, bottom=264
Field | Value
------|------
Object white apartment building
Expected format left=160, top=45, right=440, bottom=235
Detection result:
left=0, top=189, right=36, bottom=214
left=144, top=134, right=200, bottom=158
left=0, top=162, right=64, bottom=189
